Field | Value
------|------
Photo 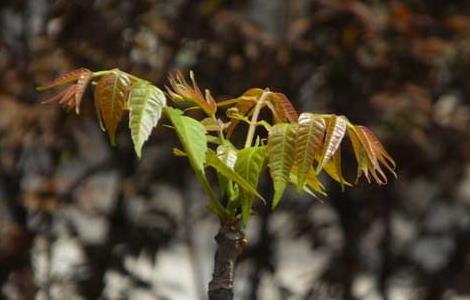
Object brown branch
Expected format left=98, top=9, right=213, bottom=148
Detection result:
left=208, top=220, right=246, bottom=300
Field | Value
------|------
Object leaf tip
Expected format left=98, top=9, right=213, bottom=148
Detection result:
left=109, top=135, right=117, bottom=147
left=133, top=143, right=143, bottom=158
left=271, top=186, right=285, bottom=209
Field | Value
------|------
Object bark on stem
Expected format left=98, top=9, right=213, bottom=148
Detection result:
left=208, top=220, right=246, bottom=300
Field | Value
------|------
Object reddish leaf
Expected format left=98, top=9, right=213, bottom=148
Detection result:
left=268, top=93, right=299, bottom=123
left=73, top=70, right=93, bottom=114
left=357, top=126, right=397, bottom=177
left=347, top=126, right=369, bottom=182
left=316, top=115, right=347, bottom=173
left=225, top=88, right=263, bottom=137
left=40, top=69, right=93, bottom=114
left=37, top=68, right=92, bottom=91
left=94, top=71, right=132, bottom=145
left=166, top=71, right=217, bottom=115
left=349, top=125, right=397, bottom=185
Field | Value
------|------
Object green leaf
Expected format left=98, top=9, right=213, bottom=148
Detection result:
left=172, top=148, right=187, bottom=157
left=322, top=146, right=352, bottom=190
left=206, top=135, right=222, bottom=145
left=166, top=107, right=227, bottom=217
left=215, top=141, right=238, bottom=200
left=165, top=107, right=208, bottom=173
left=267, top=123, right=297, bottom=208
left=128, top=81, right=166, bottom=157
left=206, top=149, right=264, bottom=202
left=316, top=115, right=346, bottom=173
left=201, top=117, right=223, bottom=132
left=234, top=146, right=267, bottom=225
left=289, top=165, right=326, bottom=198
left=216, top=141, right=238, bottom=170
left=294, top=113, right=325, bottom=192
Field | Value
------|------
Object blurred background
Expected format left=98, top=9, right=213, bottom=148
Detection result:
left=1, top=0, right=470, bottom=299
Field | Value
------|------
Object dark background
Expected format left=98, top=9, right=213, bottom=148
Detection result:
left=1, top=0, right=470, bottom=299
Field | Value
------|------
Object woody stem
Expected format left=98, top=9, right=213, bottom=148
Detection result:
left=208, top=220, right=245, bottom=300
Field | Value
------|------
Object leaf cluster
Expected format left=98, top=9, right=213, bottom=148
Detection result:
left=38, top=68, right=396, bottom=224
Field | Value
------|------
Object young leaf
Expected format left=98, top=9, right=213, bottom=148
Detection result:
left=216, top=141, right=238, bottom=200
left=267, top=123, right=297, bottom=207
left=94, top=71, right=132, bottom=145
left=321, top=146, right=351, bottom=190
left=234, top=146, right=267, bottom=225
left=167, top=71, right=217, bottom=115
left=206, top=149, right=265, bottom=202
left=166, top=108, right=227, bottom=217
left=128, top=81, right=166, bottom=157
left=165, top=107, right=207, bottom=171
left=41, top=85, right=77, bottom=111
left=289, top=165, right=326, bottom=198
left=226, top=88, right=263, bottom=137
left=74, top=71, right=93, bottom=114
left=304, top=169, right=325, bottom=196
left=165, top=107, right=227, bottom=218
left=268, top=92, right=299, bottom=123
left=353, top=126, right=397, bottom=184
left=40, top=69, right=93, bottom=114
left=37, top=68, right=92, bottom=91
left=346, top=124, right=397, bottom=185
left=294, top=113, right=326, bottom=191
left=359, top=126, right=396, bottom=176
left=201, top=117, right=224, bottom=132
left=347, top=125, right=369, bottom=183
left=216, top=142, right=238, bottom=170
left=173, top=148, right=187, bottom=157
left=316, top=115, right=347, bottom=173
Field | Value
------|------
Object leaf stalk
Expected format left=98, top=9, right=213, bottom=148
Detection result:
left=244, top=89, right=270, bottom=148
